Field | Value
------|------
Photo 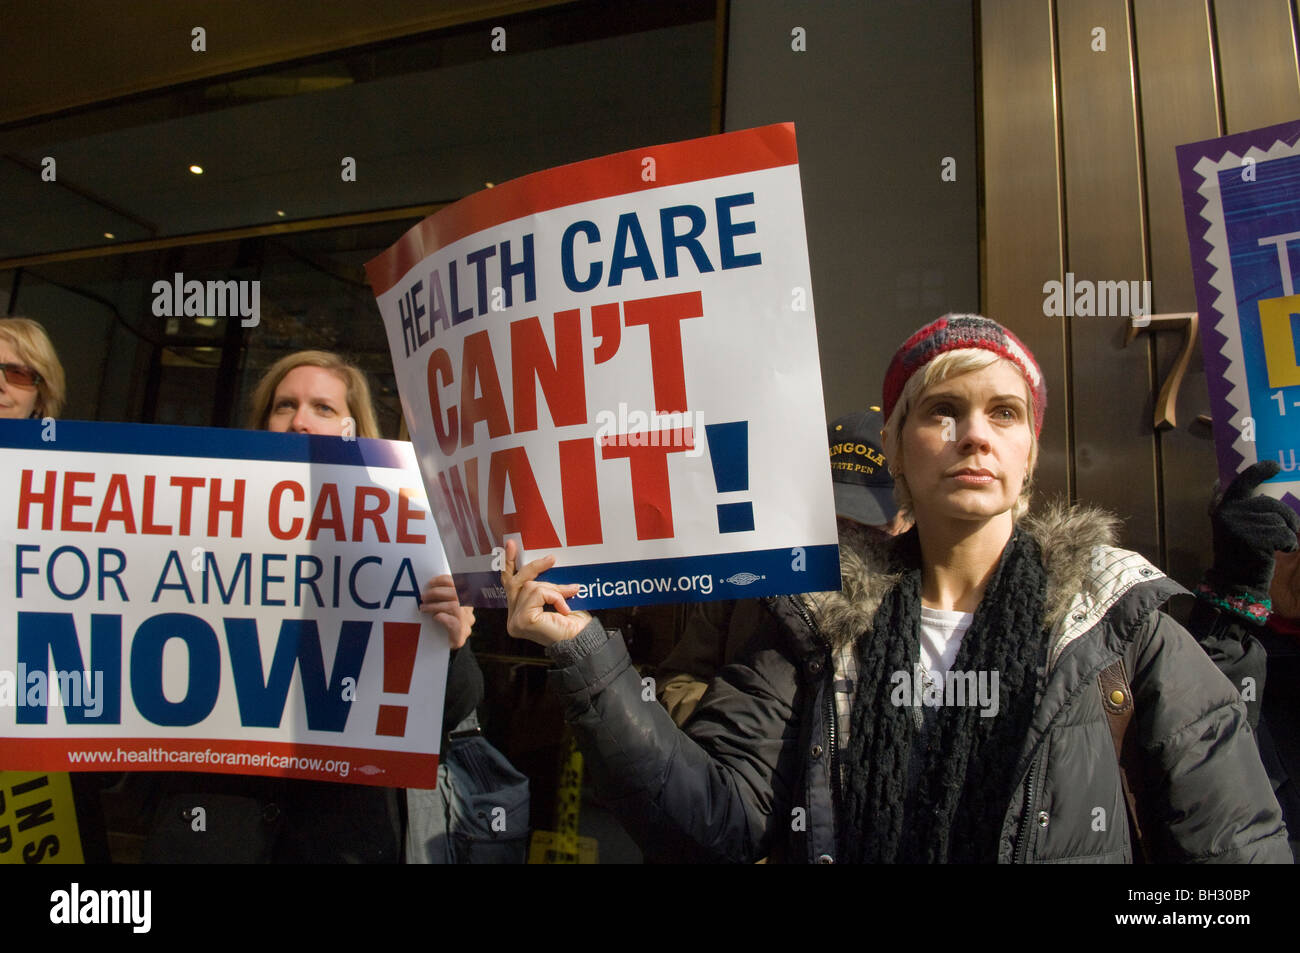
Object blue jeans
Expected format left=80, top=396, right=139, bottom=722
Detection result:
left=405, top=713, right=530, bottom=863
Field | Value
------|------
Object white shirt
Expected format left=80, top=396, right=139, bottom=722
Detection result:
left=919, top=605, right=974, bottom=680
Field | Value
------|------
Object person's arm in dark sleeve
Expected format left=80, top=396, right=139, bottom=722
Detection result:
left=1186, top=599, right=1266, bottom=728
left=440, top=643, right=484, bottom=738
left=1189, top=460, right=1299, bottom=728
left=548, top=617, right=801, bottom=863
left=1131, top=611, right=1291, bottom=863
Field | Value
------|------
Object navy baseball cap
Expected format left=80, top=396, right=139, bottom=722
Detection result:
left=828, top=408, right=898, bottom=526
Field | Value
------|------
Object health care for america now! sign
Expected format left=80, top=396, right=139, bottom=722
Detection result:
left=366, top=123, right=839, bottom=608
left=0, top=419, right=450, bottom=788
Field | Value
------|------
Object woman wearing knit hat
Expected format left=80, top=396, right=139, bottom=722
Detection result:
left=501, top=313, right=1289, bottom=863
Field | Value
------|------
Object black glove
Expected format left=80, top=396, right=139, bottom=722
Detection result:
left=1206, top=460, right=1300, bottom=601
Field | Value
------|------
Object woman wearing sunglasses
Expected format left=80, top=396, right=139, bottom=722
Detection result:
left=0, top=317, right=65, bottom=420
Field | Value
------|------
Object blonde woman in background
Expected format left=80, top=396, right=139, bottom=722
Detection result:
left=247, top=348, right=380, bottom=437
left=146, top=349, right=484, bottom=862
left=0, top=317, right=105, bottom=859
left=0, top=316, right=66, bottom=420
left=248, top=350, right=472, bottom=641
left=249, top=350, right=526, bottom=863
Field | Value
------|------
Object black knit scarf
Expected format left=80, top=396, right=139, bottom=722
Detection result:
left=838, top=527, right=1048, bottom=863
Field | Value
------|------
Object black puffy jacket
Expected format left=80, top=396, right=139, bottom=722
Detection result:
left=546, top=506, right=1291, bottom=863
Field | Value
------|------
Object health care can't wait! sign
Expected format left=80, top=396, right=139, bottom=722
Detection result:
left=0, top=419, right=450, bottom=788
left=366, top=123, right=840, bottom=608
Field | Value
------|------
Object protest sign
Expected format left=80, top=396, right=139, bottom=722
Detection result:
left=366, top=123, right=839, bottom=608
left=0, top=419, right=449, bottom=788
left=1178, top=119, right=1300, bottom=508
left=0, top=770, right=84, bottom=864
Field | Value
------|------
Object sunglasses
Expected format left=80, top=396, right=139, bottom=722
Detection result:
left=0, top=363, right=43, bottom=389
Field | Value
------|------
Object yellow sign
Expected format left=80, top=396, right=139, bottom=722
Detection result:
left=527, top=830, right=599, bottom=864
left=1257, top=293, right=1300, bottom=388
left=530, top=732, right=597, bottom=863
left=0, top=771, right=84, bottom=864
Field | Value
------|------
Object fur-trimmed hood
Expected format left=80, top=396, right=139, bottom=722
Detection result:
left=803, top=502, right=1179, bottom=665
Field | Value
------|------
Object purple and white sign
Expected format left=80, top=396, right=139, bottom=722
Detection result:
left=1178, top=119, right=1300, bottom=510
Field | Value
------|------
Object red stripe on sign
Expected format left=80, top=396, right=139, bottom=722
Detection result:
left=375, top=705, right=409, bottom=738
left=3, top=737, right=438, bottom=789
left=364, top=122, right=799, bottom=296
left=382, top=621, right=421, bottom=694
left=376, top=621, right=420, bottom=738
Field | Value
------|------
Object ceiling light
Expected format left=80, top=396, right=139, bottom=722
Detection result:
left=103, top=232, right=115, bottom=239
left=484, top=182, right=495, bottom=189
left=276, top=210, right=286, bottom=217
left=189, top=165, right=204, bottom=175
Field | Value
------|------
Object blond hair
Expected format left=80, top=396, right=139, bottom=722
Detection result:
left=247, top=350, right=381, bottom=438
left=882, top=349, right=1038, bottom=522
left=0, top=317, right=67, bottom=419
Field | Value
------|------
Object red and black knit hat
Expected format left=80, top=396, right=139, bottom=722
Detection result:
left=882, top=313, right=1046, bottom=437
